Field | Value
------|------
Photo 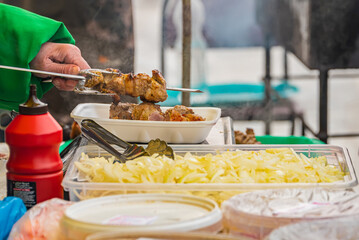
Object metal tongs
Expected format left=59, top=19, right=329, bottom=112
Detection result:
left=80, top=119, right=174, bottom=163
left=60, top=119, right=174, bottom=173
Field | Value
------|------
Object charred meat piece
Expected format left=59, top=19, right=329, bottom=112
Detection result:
left=138, top=70, right=168, bottom=103
left=104, top=74, right=127, bottom=95
left=85, top=69, right=168, bottom=103
left=235, top=128, right=261, bottom=144
left=131, top=102, right=165, bottom=121
left=109, top=102, right=136, bottom=120
left=109, top=103, right=205, bottom=122
left=109, top=102, right=165, bottom=121
left=84, top=70, right=104, bottom=89
left=164, top=105, right=205, bottom=121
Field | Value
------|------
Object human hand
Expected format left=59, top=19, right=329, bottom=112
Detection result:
left=30, top=42, right=90, bottom=91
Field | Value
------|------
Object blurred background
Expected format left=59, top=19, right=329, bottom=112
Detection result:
left=2, top=0, right=359, bottom=165
left=135, top=0, right=359, bottom=168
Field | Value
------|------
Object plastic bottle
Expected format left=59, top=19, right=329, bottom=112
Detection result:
left=6, top=85, right=63, bottom=209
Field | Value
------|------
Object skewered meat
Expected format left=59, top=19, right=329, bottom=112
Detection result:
left=109, top=102, right=205, bottom=121
left=85, top=69, right=168, bottom=103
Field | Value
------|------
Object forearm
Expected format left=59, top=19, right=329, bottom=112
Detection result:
left=0, top=3, right=75, bottom=110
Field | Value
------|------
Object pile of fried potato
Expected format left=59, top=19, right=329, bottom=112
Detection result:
left=75, top=148, right=344, bottom=184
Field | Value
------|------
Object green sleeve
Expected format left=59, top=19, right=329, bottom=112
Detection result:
left=0, top=3, right=75, bottom=111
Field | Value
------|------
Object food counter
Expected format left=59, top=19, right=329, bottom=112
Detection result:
left=2, top=1, right=359, bottom=239
left=1, top=116, right=234, bottom=200
left=2, top=113, right=359, bottom=240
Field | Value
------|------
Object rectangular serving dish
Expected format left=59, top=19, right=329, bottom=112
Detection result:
left=70, top=103, right=221, bottom=144
left=62, top=144, right=358, bottom=205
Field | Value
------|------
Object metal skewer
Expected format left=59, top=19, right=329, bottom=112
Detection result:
left=166, top=87, right=203, bottom=93
left=80, top=69, right=203, bottom=93
left=0, top=64, right=86, bottom=80
left=0, top=65, right=203, bottom=94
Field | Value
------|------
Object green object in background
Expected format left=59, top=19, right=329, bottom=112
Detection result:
left=165, top=82, right=298, bottom=107
left=256, top=136, right=325, bottom=144
left=59, top=139, right=73, bottom=153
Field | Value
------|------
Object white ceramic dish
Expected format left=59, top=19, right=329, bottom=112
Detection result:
left=70, top=103, right=221, bottom=143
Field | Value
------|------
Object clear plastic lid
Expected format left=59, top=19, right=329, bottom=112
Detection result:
left=222, top=188, right=359, bottom=219
left=61, top=194, right=223, bottom=240
left=222, top=188, right=359, bottom=239
left=86, top=231, right=241, bottom=240
left=266, top=214, right=359, bottom=240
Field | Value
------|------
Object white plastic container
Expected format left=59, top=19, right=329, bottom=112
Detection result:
left=266, top=214, right=359, bottom=240
left=70, top=103, right=221, bottom=143
left=60, top=194, right=223, bottom=240
left=0, top=143, right=9, bottom=200
left=222, top=188, right=359, bottom=239
left=86, top=232, right=242, bottom=240
left=62, top=144, right=357, bottom=205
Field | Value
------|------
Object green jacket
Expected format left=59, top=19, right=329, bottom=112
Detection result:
left=0, top=3, right=75, bottom=111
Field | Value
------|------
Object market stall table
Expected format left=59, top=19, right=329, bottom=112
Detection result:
left=0, top=116, right=234, bottom=200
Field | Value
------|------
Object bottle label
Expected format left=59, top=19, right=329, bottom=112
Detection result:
left=7, top=180, right=37, bottom=209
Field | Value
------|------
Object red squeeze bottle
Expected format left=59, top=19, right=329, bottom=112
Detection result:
left=6, top=84, right=63, bottom=209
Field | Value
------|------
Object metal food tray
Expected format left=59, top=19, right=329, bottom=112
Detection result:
left=62, top=144, right=358, bottom=204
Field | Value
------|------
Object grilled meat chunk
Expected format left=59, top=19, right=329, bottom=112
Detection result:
left=164, top=105, right=205, bottom=121
left=85, top=69, right=168, bottom=103
left=139, top=70, right=167, bottom=103
left=109, top=103, right=205, bottom=122
left=109, top=102, right=136, bottom=120
left=234, top=128, right=261, bottom=144
left=131, top=102, right=165, bottom=121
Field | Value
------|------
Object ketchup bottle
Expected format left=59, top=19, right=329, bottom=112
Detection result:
left=6, top=85, right=63, bottom=209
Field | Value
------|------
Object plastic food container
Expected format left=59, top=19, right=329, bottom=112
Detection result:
left=62, top=144, right=357, bottom=205
left=266, top=214, right=359, bottom=240
left=222, top=188, right=359, bottom=239
left=60, top=194, right=222, bottom=240
left=70, top=103, right=221, bottom=143
left=0, top=143, right=9, bottom=200
left=86, top=231, right=242, bottom=240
